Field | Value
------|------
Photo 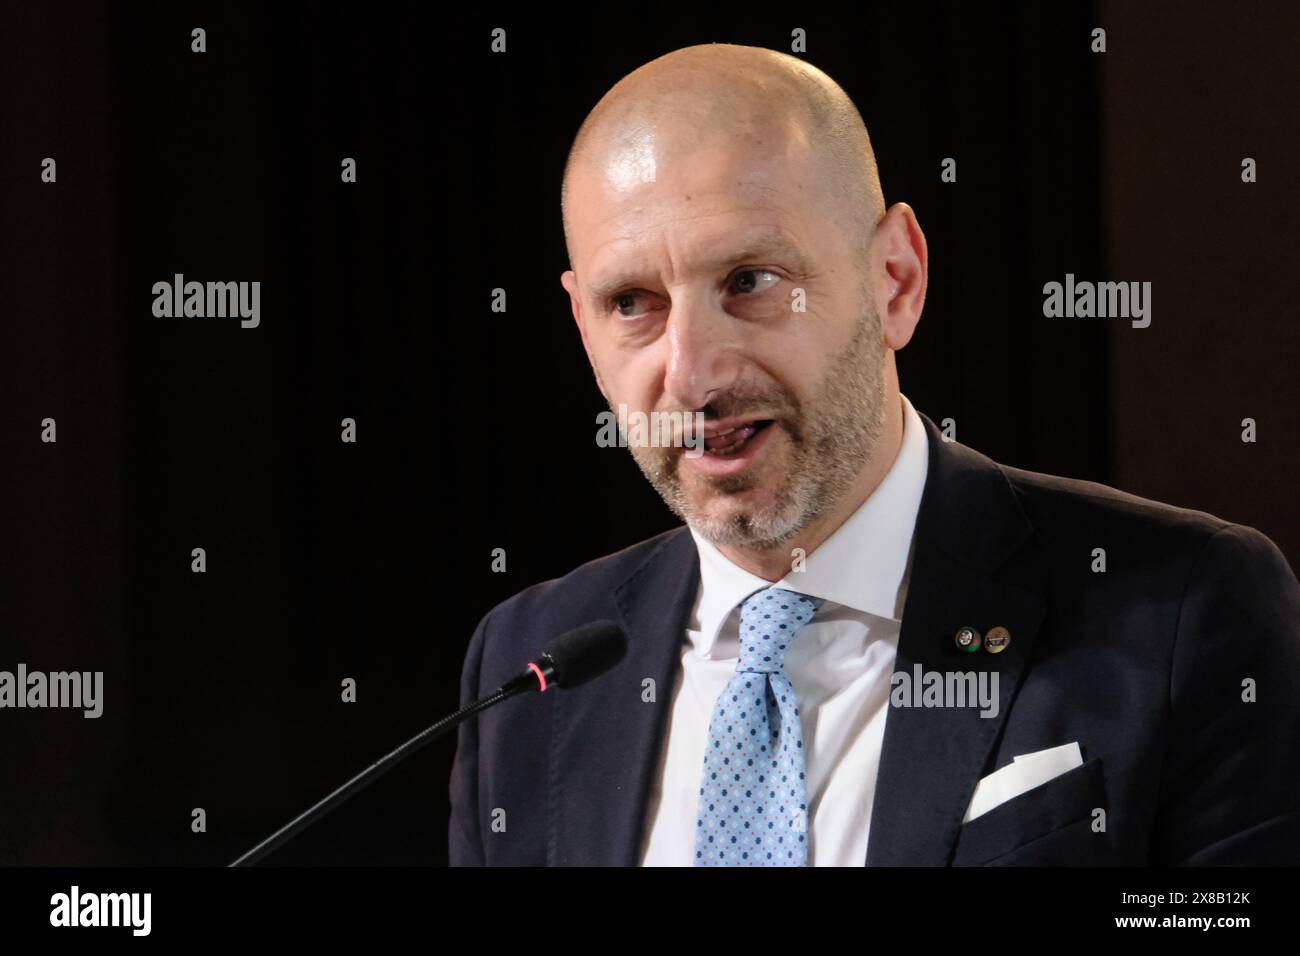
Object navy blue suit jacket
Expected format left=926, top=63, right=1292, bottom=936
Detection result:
left=448, top=411, right=1300, bottom=865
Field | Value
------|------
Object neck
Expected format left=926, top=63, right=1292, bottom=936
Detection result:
left=715, top=392, right=906, bottom=582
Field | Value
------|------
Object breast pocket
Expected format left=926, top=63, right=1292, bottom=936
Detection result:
left=951, top=756, right=1107, bottom=866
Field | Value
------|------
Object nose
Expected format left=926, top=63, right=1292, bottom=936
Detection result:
left=661, top=290, right=741, bottom=412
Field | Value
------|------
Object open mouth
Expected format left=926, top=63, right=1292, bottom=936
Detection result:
left=702, top=419, right=774, bottom=456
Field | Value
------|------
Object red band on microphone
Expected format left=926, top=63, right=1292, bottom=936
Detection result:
left=527, top=661, right=547, bottom=692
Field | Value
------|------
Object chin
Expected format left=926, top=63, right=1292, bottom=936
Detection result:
left=691, top=500, right=798, bottom=545
left=690, top=483, right=776, bottom=519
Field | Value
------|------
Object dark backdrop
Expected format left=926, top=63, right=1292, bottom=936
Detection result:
left=1, top=2, right=1295, bottom=865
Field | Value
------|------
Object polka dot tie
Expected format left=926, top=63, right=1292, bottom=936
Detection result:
left=694, top=587, right=822, bottom=866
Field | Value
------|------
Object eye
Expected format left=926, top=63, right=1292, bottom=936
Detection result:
left=729, top=268, right=781, bottom=295
left=611, top=291, right=652, bottom=319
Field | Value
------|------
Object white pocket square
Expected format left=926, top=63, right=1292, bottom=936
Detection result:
left=962, top=742, right=1083, bottom=823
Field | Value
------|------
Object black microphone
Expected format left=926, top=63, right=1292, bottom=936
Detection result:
left=498, top=619, right=628, bottom=695
left=229, top=620, right=627, bottom=867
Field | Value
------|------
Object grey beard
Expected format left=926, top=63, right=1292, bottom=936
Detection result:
left=628, top=300, right=888, bottom=551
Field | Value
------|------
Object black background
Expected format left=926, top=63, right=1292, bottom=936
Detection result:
left=2, top=1, right=1296, bottom=865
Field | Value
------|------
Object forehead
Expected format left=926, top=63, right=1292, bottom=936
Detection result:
left=569, top=133, right=823, bottom=283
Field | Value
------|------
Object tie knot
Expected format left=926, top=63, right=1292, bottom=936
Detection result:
left=736, top=587, right=821, bottom=673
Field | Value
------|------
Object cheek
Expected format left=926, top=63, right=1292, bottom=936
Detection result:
left=750, top=338, right=821, bottom=403
left=781, top=305, right=855, bottom=384
left=595, top=349, right=661, bottom=413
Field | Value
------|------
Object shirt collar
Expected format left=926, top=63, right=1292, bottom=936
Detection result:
left=688, top=392, right=930, bottom=657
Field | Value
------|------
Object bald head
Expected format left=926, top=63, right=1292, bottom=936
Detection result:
left=560, top=44, right=885, bottom=268
left=557, top=44, right=929, bottom=569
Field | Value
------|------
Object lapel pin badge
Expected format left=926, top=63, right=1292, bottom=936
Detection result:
left=984, top=626, right=1011, bottom=654
left=953, top=626, right=982, bottom=653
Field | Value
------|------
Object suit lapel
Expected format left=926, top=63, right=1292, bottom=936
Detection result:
left=865, top=412, right=1046, bottom=865
left=547, top=528, right=699, bottom=865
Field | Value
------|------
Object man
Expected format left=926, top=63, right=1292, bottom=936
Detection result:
left=448, top=44, right=1300, bottom=865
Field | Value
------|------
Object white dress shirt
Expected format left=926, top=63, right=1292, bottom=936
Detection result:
left=638, top=393, right=930, bottom=866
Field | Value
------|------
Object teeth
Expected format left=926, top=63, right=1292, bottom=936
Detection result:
left=710, top=428, right=753, bottom=456
left=700, top=420, right=770, bottom=456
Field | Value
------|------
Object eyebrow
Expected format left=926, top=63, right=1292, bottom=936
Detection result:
left=585, top=228, right=815, bottom=303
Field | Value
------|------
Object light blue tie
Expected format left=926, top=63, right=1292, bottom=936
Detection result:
left=694, top=586, right=822, bottom=866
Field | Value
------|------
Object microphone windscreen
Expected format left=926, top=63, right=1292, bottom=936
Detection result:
left=543, top=621, right=627, bottom=688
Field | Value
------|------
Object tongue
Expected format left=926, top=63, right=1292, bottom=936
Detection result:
left=705, top=424, right=758, bottom=453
